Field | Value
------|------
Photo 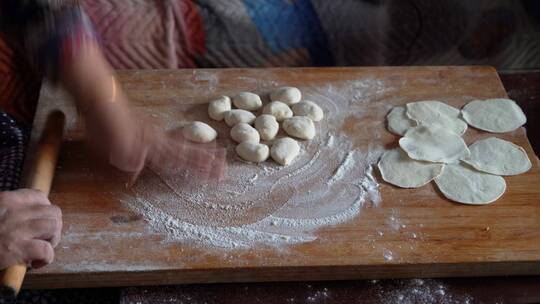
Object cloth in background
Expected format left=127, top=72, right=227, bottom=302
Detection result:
left=1, top=0, right=537, bottom=123
left=0, top=0, right=94, bottom=123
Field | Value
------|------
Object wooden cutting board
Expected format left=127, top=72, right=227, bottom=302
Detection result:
left=24, top=67, right=540, bottom=289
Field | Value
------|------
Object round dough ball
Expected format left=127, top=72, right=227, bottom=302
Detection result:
left=182, top=121, right=217, bottom=143
left=291, top=101, right=324, bottom=122
left=254, top=114, right=279, bottom=141
left=224, top=109, right=256, bottom=127
left=230, top=123, right=260, bottom=143
left=399, top=125, right=470, bottom=163
left=262, top=101, right=293, bottom=122
left=434, top=163, right=506, bottom=205
left=461, top=98, right=526, bottom=133
left=282, top=116, right=316, bottom=140
left=386, top=106, right=416, bottom=136
left=233, top=92, right=262, bottom=111
left=270, top=137, right=300, bottom=166
left=406, top=100, right=467, bottom=135
left=208, top=96, right=231, bottom=121
left=270, top=86, right=301, bottom=105
left=378, top=148, right=444, bottom=188
left=462, top=137, right=531, bottom=176
left=236, top=142, right=269, bottom=163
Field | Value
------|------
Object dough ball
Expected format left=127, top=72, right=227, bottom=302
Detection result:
left=224, top=109, right=256, bottom=127
left=270, top=137, right=300, bottom=166
left=230, top=123, right=260, bottom=143
left=254, top=114, right=279, bottom=141
left=462, top=137, right=531, bottom=176
left=270, top=86, right=301, bottom=105
left=208, top=96, right=231, bottom=121
left=378, top=148, right=444, bottom=188
left=406, top=100, right=467, bottom=135
left=262, top=101, right=293, bottom=122
left=435, top=163, right=506, bottom=205
left=386, top=106, right=416, bottom=136
left=282, top=116, right=316, bottom=140
left=461, top=98, right=526, bottom=133
left=291, top=101, right=324, bottom=122
left=399, top=125, right=470, bottom=163
left=233, top=92, right=262, bottom=111
left=236, top=142, right=269, bottom=163
left=182, top=121, right=217, bottom=143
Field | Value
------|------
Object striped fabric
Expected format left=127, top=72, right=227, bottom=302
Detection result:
left=82, top=0, right=205, bottom=69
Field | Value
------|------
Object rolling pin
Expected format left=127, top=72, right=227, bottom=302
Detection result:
left=0, top=110, right=66, bottom=299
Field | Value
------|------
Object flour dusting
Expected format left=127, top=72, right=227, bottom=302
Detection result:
left=327, top=150, right=356, bottom=185
left=121, top=75, right=390, bottom=249
left=372, top=279, right=474, bottom=304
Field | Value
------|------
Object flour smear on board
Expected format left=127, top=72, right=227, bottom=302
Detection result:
left=121, top=75, right=391, bottom=249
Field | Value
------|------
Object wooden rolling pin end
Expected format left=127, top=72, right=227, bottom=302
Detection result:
left=0, top=110, right=65, bottom=298
left=0, top=264, right=27, bottom=301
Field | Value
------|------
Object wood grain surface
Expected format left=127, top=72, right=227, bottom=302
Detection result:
left=23, top=67, right=540, bottom=289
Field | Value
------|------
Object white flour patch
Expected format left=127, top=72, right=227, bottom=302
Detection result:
left=61, top=231, right=148, bottom=242
left=60, top=261, right=169, bottom=272
left=383, top=249, right=394, bottom=262
left=325, top=133, right=336, bottom=148
left=129, top=197, right=314, bottom=249
left=327, top=150, right=356, bottom=185
left=387, top=208, right=403, bottom=231
left=373, top=279, right=474, bottom=304
left=361, top=165, right=382, bottom=206
left=120, top=74, right=391, bottom=249
left=191, top=70, right=219, bottom=93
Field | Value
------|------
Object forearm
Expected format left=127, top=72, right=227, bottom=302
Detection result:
left=60, top=42, right=131, bottom=140
left=60, top=41, right=146, bottom=172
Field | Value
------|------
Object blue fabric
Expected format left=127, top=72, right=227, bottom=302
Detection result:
left=242, top=0, right=333, bottom=66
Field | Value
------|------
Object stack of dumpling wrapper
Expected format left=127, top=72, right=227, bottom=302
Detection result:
left=379, top=99, right=532, bottom=205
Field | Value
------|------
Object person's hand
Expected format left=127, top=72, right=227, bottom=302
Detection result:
left=122, top=123, right=228, bottom=186
left=0, top=189, right=62, bottom=270
left=151, top=127, right=228, bottom=181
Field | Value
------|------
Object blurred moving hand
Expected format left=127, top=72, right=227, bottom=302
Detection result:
left=114, top=118, right=228, bottom=186
left=61, top=41, right=227, bottom=182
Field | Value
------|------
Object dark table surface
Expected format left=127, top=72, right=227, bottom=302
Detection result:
left=14, top=70, right=540, bottom=304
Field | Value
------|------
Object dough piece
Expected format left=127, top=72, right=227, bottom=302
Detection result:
left=462, top=137, right=531, bottom=176
left=378, top=148, right=444, bottom=188
left=232, top=92, right=262, bottom=111
left=386, top=106, right=416, bottom=136
left=254, top=115, right=279, bottom=141
left=435, top=163, right=506, bottom=205
left=461, top=98, right=527, bottom=133
left=208, top=96, right=231, bottom=121
left=182, top=121, right=217, bottom=143
left=282, top=116, right=316, bottom=140
left=271, top=137, right=300, bottom=166
left=399, top=126, right=470, bottom=163
left=236, top=142, right=269, bottom=163
left=406, top=100, right=468, bottom=135
left=230, top=123, right=260, bottom=143
left=270, top=86, right=301, bottom=105
left=224, top=109, right=256, bottom=127
left=262, top=101, right=293, bottom=121
left=291, top=101, right=324, bottom=122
